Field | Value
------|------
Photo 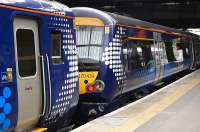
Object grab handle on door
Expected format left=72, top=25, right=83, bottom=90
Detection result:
left=46, top=54, right=52, bottom=115
left=40, top=55, right=46, bottom=116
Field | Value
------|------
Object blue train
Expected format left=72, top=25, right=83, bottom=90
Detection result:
left=72, top=7, right=200, bottom=119
left=0, top=1, right=200, bottom=130
left=0, top=0, right=78, bottom=131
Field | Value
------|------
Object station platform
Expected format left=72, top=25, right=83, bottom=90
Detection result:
left=72, top=69, right=200, bottom=132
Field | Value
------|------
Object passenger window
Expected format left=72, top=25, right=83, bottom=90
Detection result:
left=51, top=31, right=62, bottom=64
left=127, top=40, right=155, bottom=69
left=172, top=38, right=184, bottom=62
left=143, top=42, right=156, bottom=67
left=136, top=46, right=144, bottom=66
left=183, top=39, right=191, bottom=58
left=195, top=39, right=200, bottom=60
left=165, top=38, right=185, bottom=62
left=16, top=29, right=36, bottom=77
left=122, top=43, right=129, bottom=72
left=165, top=41, right=176, bottom=62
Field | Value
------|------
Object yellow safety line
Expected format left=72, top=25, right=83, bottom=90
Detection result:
left=111, top=78, right=200, bottom=132
left=31, top=128, right=47, bottom=132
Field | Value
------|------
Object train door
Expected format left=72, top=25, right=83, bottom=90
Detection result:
left=153, top=32, right=167, bottom=81
left=14, top=18, right=42, bottom=129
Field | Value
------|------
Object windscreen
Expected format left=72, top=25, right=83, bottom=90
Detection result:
left=76, top=26, right=104, bottom=63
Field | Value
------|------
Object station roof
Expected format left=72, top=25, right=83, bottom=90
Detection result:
left=58, top=0, right=200, bottom=29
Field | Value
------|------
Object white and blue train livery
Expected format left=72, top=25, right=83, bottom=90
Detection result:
left=72, top=7, right=200, bottom=119
left=0, top=0, right=78, bottom=131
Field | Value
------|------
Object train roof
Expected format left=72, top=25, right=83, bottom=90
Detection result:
left=108, top=13, right=186, bottom=35
left=72, top=7, right=189, bottom=36
left=72, top=7, right=116, bottom=25
left=0, top=0, right=73, bottom=17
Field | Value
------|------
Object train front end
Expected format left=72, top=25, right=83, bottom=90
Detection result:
left=76, top=18, right=106, bottom=95
left=73, top=8, right=124, bottom=118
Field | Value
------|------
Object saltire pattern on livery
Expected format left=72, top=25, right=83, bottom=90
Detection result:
left=72, top=7, right=200, bottom=119
left=0, top=0, right=78, bottom=131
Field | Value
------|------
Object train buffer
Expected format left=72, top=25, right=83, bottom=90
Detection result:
left=72, top=69, right=200, bottom=132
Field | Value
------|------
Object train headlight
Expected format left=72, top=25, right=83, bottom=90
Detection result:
left=87, top=84, right=96, bottom=92
left=86, top=80, right=105, bottom=93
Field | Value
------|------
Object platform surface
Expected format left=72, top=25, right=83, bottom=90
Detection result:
left=72, top=69, right=200, bottom=132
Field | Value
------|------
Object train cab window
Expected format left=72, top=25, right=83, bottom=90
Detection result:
left=51, top=31, right=62, bottom=64
left=16, top=29, right=36, bottom=77
left=76, top=26, right=104, bottom=62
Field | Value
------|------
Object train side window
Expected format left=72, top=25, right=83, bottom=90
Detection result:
left=16, top=29, right=36, bottom=77
left=196, top=39, right=200, bottom=59
left=136, top=46, right=143, bottom=65
left=146, top=43, right=155, bottom=66
left=197, top=40, right=200, bottom=61
left=142, top=42, right=156, bottom=67
left=183, top=39, right=190, bottom=57
left=122, top=43, right=129, bottom=71
left=165, top=41, right=176, bottom=62
left=51, top=31, right=63, bottom=64
left=128, top=40, right=154, bottom=69
left=172, top=38, right=184, bottom=62
left=128, top=41, right=143, bottom=69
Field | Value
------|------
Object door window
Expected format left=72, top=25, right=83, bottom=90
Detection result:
left=16, top=29, right=36, bottom=77
left=51, top=31, right=62, bottom=64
